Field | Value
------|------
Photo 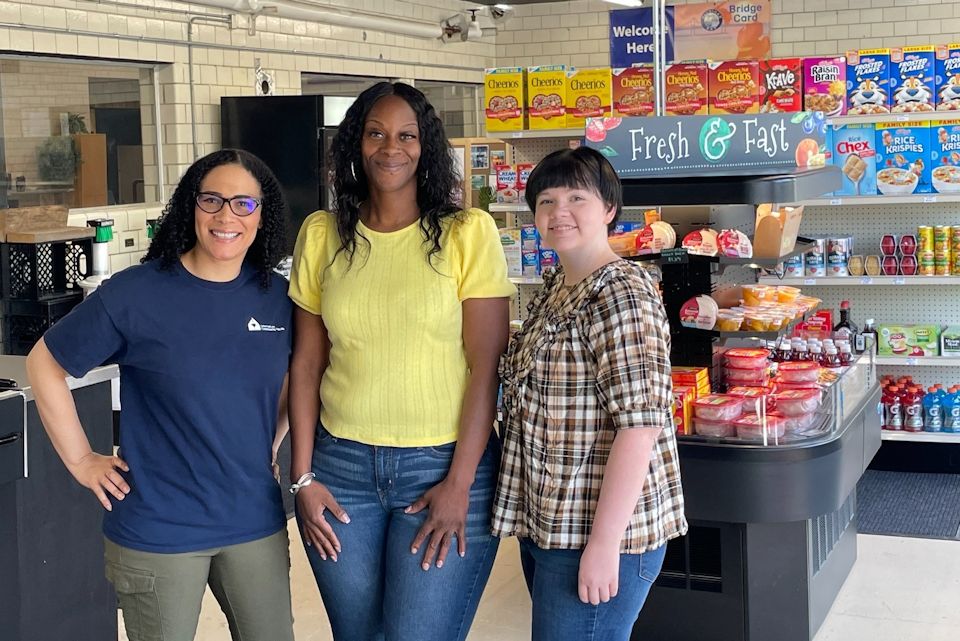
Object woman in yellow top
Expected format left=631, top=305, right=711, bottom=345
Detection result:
left=287, top=82, right=514, bottom=641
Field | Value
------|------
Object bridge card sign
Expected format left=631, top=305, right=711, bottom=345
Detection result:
left=584, top=112, right=828, bottom=177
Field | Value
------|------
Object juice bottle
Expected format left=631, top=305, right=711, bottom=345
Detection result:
left=821, top=345, right=842, bottom=371
left=810, top=343, right=823, bottom=365
left=775, top=338, right=792, bottom=363
left=794, top=342, right=809, bottom=362
left=944, top=387, right=960, bottom=433
left=923, top=387, right=943, bottom=432
left=839, top=343, right=853, bottom=366
left=883, top=386, right=903, bottom=431
left=903, top=386, right=924, bottom=433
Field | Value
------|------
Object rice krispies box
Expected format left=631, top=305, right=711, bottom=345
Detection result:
left=875, top=122, right=932, bottom=195
left=708, top=60, right=760, bottom=114
left=759, top=58, right=801, bottom=113
left=612, top=65, right=655, bottom=117
left=665, top=62, right=709, bottom=116
left=803, top=56, right=846, bottom=116
left=931, top=120, right=960, bottom=194
left=831, top=125, right=878, bottom=196
left=846, top=49, right=891, bottom=115
left=890, top=46, right=937, bottom=114
left=935, top=43, right=960, bottom=112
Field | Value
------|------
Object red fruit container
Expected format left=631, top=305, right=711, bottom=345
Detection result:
left=882, top=255, right=900, bottom=276
left=900, top=255, right=918, bottom=276
left=880, top=234, right=898, bottom=256
left=899, top=234, right=917, bottom=256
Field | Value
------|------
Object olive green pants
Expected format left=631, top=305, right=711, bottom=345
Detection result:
left=104, top=529, right=294, bottom=641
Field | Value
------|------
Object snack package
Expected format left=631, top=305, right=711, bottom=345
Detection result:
left=520, top=224, right=539, bottom=251
left=941, top=325, right=960, bottom=356
left=682, top=229, right=719, bottom=256
left=931, top=121, right=960, bottom=193
left=539, top=248, right=559, bottom=272
left=612, top=65, right=655, bottom=117
left=759, top=58, right=802, bottom=113
left=680, top=295, right=719, bottom=330
left=708, top=60, right=760, bottom=114
left=500, top=228, right=522, bottom=277
left=484, top=68, right=525, bottom=132
left=717, top=229, right=753, bottom=258
left=521, top=251, right=539, bottom=277
left=832, top=124, right=877, bottom=196
left=673, top=365, right=711, bottom=393
left=527, top=65, right=567, bottom=129
left=673, top=386, right=696, bottom=436
left=665, top=62, right=709, bottom=116
left=876, top=122, right=931, bottom=194
left=891, top=46, right=937, bottom=114
left=935, top=43, right=960, bottom=112
left=566, top=67, right=612, bottom=129
left=846, top=49, right=891, bottom=115
left=517, top=163, right=535, bottom=202
left=495, top=164, right=519, bottom=203
left=803, top=56, right=846, bottom=116
left=878, top=324, right=940, bottom=357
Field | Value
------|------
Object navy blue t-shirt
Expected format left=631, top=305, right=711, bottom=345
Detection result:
left=44, top=260, right=292, bottom=553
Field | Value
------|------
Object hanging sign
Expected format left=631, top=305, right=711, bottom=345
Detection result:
left=584, top=112, right=829, bottom=177
left=609, top=8, right=674, bottom=68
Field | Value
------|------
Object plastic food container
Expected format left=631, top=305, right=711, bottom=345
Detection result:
left=680, top=295, right=719, bottom=330
left=775, top=286, right=801, bottom=303
left=734, top=414, right=786, bottom=440
left=726, top=386, right=777, bottom=412
left=742, top=311, right=768, bottom=332
left=694, top=417, right=737, bottom=438
left=778, top=412, right=820, bottom=433
left=742, top=284, right=774, bottom=307
left=725, top=348, right=770, bottom=369
left=773, top=380, right=821, bottom=392
left=693, top=395, right=745, bottom=421
left=724, top=366, right=769, bottom=384
left=774, top=389, right=822, bottom=416
left=778, top=361, right=820, bottom=383
left=715, top=311, right=744, bottom=331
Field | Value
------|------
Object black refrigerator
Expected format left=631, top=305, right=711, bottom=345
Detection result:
left=221, top=95, right=342, bottom=252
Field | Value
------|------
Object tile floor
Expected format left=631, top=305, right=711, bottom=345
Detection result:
left=120, top=523, right=960, bottom=641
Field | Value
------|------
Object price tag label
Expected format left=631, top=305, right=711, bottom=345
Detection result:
left=923, top=195, right=937, bottom=203
left=860, top=276, right=873, bottom=285
left=804, top=278, right=817, bottom=285
left=829, top=198, right=842, bottom=206
left=894, top=277, right=905, bottom=285
left=661, top=248, right=689, bottom=265
left=906, top=357, right=918, bottom=366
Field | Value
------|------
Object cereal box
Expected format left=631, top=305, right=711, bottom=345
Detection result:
left=565, top=67, right=612, bottom=129
left=664, top=62, right=709, bottom=116
left=483, top=68, right=525, bottom=132
left=832, top=124, right=878, bottom=196
left=612, top=65, right=655, bottom=117
left=526, top=65, right=567, bottom=130
left=935, top=44, right=960, bottom=112
left=500, top=228, right=522, bottom=278
left=759, top=58, right=801, bottom=113
left=846, top=49, right=891, bottom=115
left=495, top=164, right=519, bottom=203
left=708, top=60, right=760, bottom=115
left=875, top=122, right=931, bottom=194
left=891, top=46, right=937, bottom=114
left=803, top=56, right=846, bottom=116
left=931, top=120, right=960, bottom=194
left=517, top=163, right=535, bottom=203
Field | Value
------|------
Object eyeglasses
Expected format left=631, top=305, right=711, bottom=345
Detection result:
left=195, top=192, right=262, bottom=217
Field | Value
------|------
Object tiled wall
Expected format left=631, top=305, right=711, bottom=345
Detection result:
left=66, top=204, right=164, bottom=273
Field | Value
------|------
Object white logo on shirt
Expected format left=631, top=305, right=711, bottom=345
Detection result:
left=247, top=317, right=285, bottom=332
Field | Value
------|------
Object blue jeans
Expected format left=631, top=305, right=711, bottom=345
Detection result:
left=298, top=425, right=501, bottom=641
left=520, top=539, right=667, bottom=641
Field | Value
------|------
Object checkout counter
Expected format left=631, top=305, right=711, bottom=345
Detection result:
left=0, top=355, right=118, bottom=641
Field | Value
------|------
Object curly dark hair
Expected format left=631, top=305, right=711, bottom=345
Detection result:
left=330, top=82, right=460, bottom=265
left=143, top=148, right=288, bottom=289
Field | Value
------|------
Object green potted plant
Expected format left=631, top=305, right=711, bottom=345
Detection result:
left=477, top=185, right=495, bottom=213
left=68, top=113, right=89, bottom=134
left=36, top=136, right=79, bottom=183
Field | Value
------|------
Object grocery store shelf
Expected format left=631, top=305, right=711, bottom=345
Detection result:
left=800, top=194, right=960, bottom=206
left=509, top=276, right=543, bottom=285
left=715, top=239, right=816, bottom=269
left=826, top=112, right=946, bottom=126
left=881, top=431, right=960, bottom=443
left=758, top=275, right=960, bottom=286
left=490, top=203, right=531, bottom=213
left=874, top=356, right=960, bottom=367
left=491, top=128, right=585, bottom=140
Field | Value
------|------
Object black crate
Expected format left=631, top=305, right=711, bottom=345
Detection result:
left=1, top=293, right=83, bottom=355
left=1, top=238, right=93, bottom=301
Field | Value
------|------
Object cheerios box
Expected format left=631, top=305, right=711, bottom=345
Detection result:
left=565, top=67, right=612, bottom=129
left=612, top=65, right=655, bottom=117
left=930, top=120, right=960, bottom=193
left=890, top=46, right=937, bottom=114
left=935, top=44, right=960, bottom=112
left=484, top=68, right=525, bottom=132
left=875, top=122, right=932, bottom=194
left=803, top=56, right=846, bottom=116
left=665, top=62, right=709, bottom=116
left=846, top=49, right=891, bottom=115
left=708, top=60, right=760, bottom=115
left=832, top=124, right=878, bottom=196
left=527, top=65, right=567, bottom=130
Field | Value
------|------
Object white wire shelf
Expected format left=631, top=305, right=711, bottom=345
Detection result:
left=875, top=356, right=960, bottom=367
left=490, top=128, right=586, bottom=140
left=826, top=112, right=948, bottom=126
left=881, top=431, right=960, bottom=443
left=758, top=276, right=960, bottom=286
left=800, top=194, right=960, bottom=206
left=509, top=276, right=543, bottom=285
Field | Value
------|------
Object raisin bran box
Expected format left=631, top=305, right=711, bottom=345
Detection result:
left=802, top=56, right=846, bottom=116
left=708, top=60, right=760, bottom=114
left=664, top=62, right=709, bottom=116
left=831, top=124, right=878, bottom=196
left=930, top=120, right=960, bottom=194
left=612, top=65, right=655, bottom=117
left=846, top=49, right=891, bottom=115
left=935, top=43, right=960, bottom=112
left=759, top=58, right=801, bottom=113
left=875, top=122, right=932, bottom=195
left=890, top=46, right=937, bottom=113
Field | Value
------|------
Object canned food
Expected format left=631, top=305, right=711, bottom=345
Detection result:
left=953, top=254, right=960, bottom=276
left=827, top=237, right=853, bottom=277
left=935, top=256, right=951, bottom=276
left=804, top=238, right=826, bottom=277
left=782, top=254, right=804, bottom=278
left=919, top=251, right=936, bottom=276
left=918, top=226, right=934, bottom=253
left=935, top=225, right=951, bottom=243
left=952, top=227, right=960, bottom=253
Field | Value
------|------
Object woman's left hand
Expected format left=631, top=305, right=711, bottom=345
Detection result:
left=578, top=540, right=621, bottom=605
left=406, top=479, right=470, bottom=571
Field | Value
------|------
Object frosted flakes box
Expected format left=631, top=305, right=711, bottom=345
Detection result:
left=526, top=65, right=567, bottom=129
left=875, top=122, right=931, bottom=195
left=930, top=120, right=960, bottom=193
left=484, top=68, right=525, bottom=132
left=891, top=46, right=937, bottom=114
left=759, top=58, right=801, bottom=113
left=708, top=60, right=760, bottom=115
left=566, top=67, right=612, bottom=129
left=846, top=49, right=891, bottom=115
left=802, top=56, right=846, bottom=116
left=832, top=124, right=877, bottom=196
left=935, top=43, right=960, bottom=112
left=665, top=62, right=709, bottom=116
left=612, top=65, right=655, bottom=117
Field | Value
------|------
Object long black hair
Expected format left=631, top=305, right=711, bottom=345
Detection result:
left=329, top=81, right=460, bottom=265
left=525, top=147, right=623, bottom=232
left=144, top=148, right=288, bottom=288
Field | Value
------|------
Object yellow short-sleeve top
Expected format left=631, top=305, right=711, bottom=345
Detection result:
left=288, top=208, right=516, bottom=446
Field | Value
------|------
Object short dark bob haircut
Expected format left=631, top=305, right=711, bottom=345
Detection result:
left=144, top=148, right=288, bottom=289
left=524, top=146, right=623, bottom=231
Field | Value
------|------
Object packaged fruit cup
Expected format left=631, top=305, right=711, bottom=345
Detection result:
left=734, top=414, right=787, bottom=440
left=777, top=361, right=821, bottom=383
left=881, top=234, right=898, bottom=256
left=900, top=234, right=917, bottom=256
left=725, top=348, right=771, bottom=368
left=742, top=284, right=774, bottom=306
left=694, top=417, right=737, bottom=438
left=774, top=388, right=822, bottom=415
left=743, top=311, right=768, bottom=332
left=882, top=255, right=899, bottom=276
left=715, top=310, right=744, bottom=331
left=776, top=286, right=801, bottom=303
left=693, top=394, right=745, bottom=421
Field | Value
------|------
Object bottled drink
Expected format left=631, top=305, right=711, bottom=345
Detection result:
left=903, top=386, right=924, bottom=432
left=794, top=342, right=809, bottom=362
left=810, top=343, right=823, bottom=364
left=857, top=318, right=878, bottom=354
left=833, top=300, right=859, bottom=342
left=775, top=338, right=792, bottom=363
left=839, top=343, right=853, bottom=366
left=944, top=387, right=960, bottom=433
left=923, top=387, right=943, bottom=432
left=883, top=386, right=904, bottom=431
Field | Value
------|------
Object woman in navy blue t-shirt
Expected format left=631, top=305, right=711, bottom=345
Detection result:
left=26, top=149, right=295, bottom=641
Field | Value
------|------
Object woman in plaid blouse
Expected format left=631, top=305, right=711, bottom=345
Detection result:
left=492, top=147, right=688, bottom=641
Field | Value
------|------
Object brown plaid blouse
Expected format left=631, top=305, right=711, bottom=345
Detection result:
left=492, top=260, right=687, bottom=552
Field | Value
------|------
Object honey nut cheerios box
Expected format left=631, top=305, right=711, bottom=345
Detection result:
left=935, top=44, right=960, bottom=112
left=526, top=65, right=567, bottom=130
left=665, top=62, right=709, bottom=116
left=803, top=56, right=847, bottom=116
left=846, top=49, right=892, bottom=115
left=565, top=67, right=612, bottom=129
left=612, top=65, right=655, bottom=118
left=708, top=60, right=760, bottom=115
left=484, top=68, right=525, bottom=132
